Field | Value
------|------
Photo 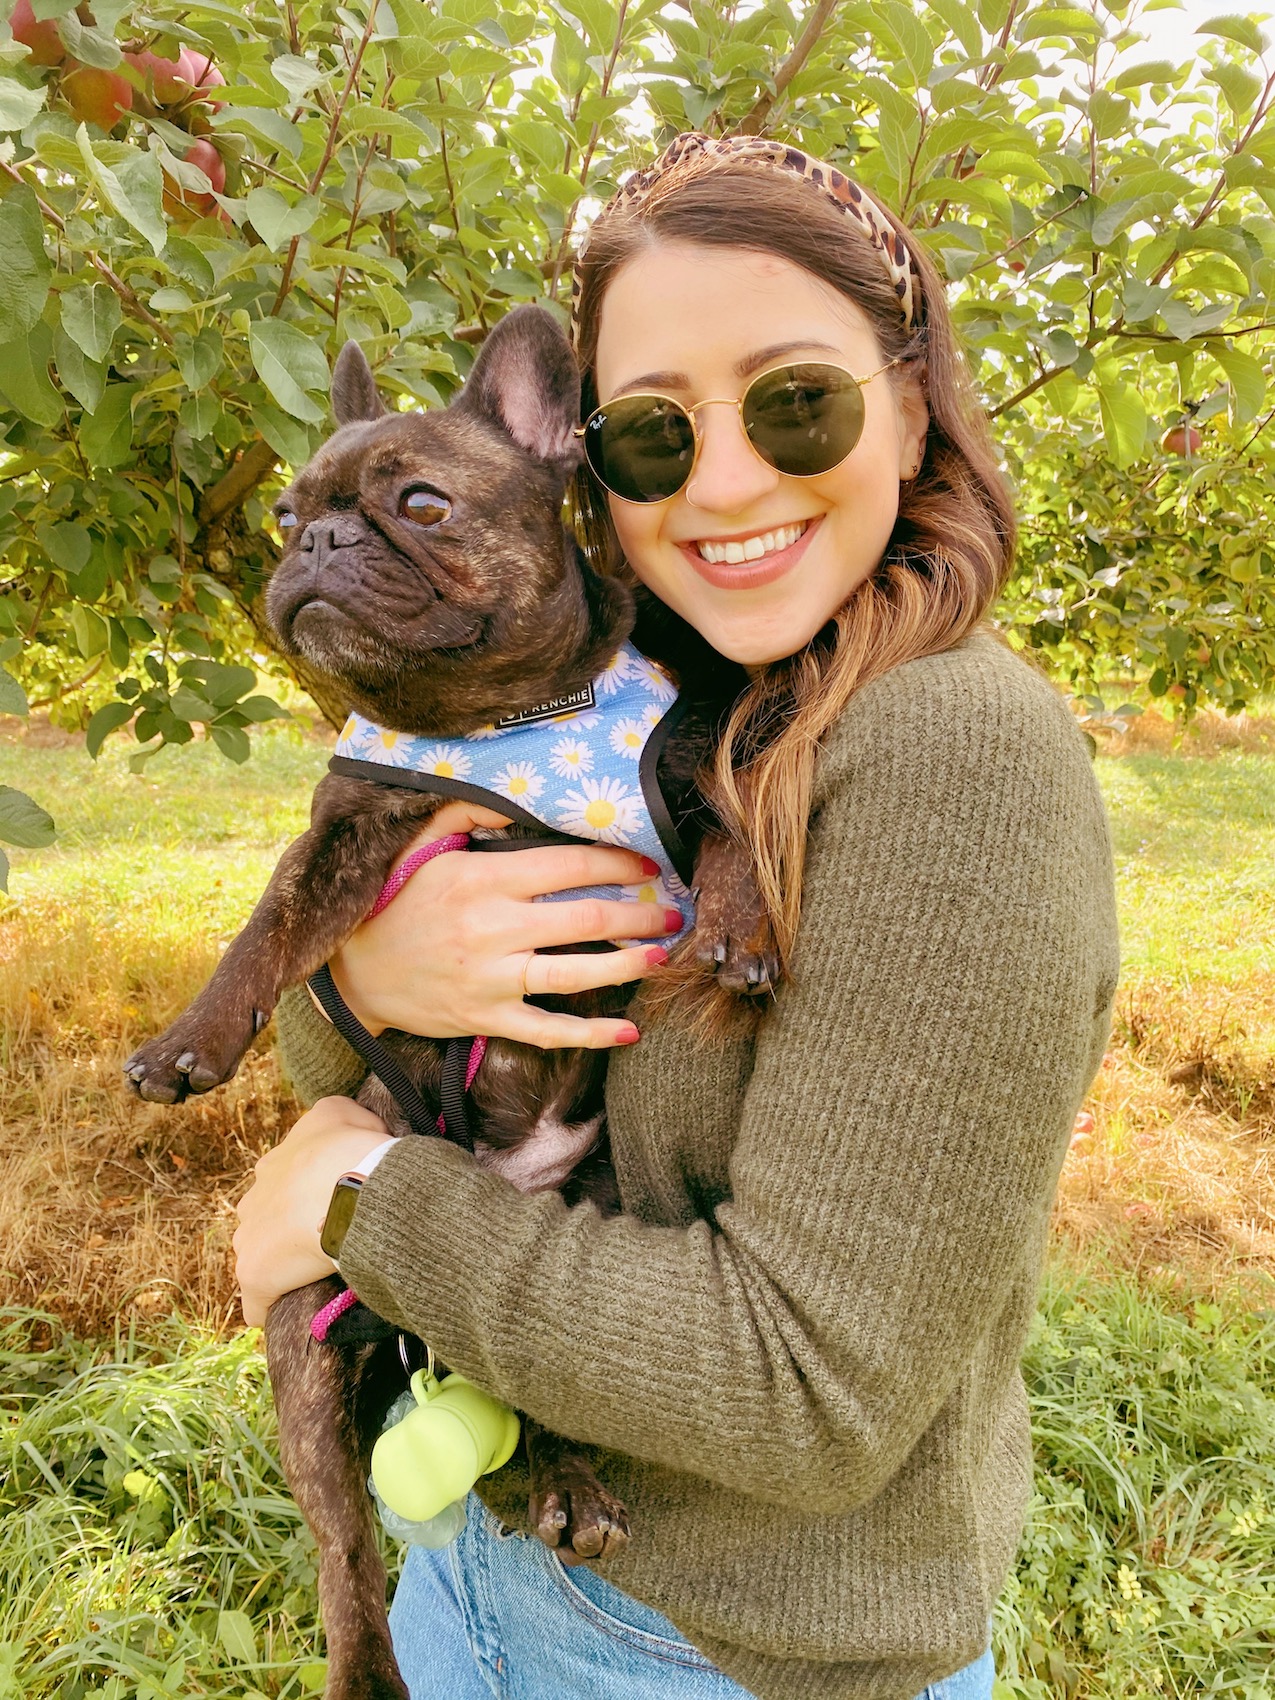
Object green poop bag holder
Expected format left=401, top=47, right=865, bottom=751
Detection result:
left=369, top=1343, right=520, bottom=1547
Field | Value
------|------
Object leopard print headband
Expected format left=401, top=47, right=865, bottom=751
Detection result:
left=570, top=132, right=920, bottom=335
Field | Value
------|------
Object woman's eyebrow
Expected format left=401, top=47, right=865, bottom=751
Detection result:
left=611, top=340, right=844, bottom=395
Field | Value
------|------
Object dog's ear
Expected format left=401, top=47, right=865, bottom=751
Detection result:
left=332, top=342, right=387, bottom=426
left=456, top=305, right=581, bottom=479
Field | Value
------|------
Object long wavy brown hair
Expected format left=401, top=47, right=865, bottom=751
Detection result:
left=570, top=154, right=1017, bottom=1034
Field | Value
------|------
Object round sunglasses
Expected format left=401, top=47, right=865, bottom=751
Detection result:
left=575, top=358, right=902, bottom=505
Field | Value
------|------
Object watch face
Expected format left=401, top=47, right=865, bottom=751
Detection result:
left=320, top=1177, right=363, bottom=1261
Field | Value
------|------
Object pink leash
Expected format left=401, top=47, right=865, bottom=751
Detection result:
left=312, top=833, right=486, bottom=1344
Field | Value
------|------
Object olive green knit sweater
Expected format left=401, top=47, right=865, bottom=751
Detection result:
left=275, top=631, right=1120, bottom=1700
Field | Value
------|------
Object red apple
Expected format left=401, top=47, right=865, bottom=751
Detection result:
left=10, top=0, right=64, bottom=64
left=1160, top=424, right=1202, bottom=457
left=124, top=47, right=192, bottom=103
left=185, top=50, right=226, bottom=110
left=62, top=62, right=133, bottom=128
left=163, top=137, right=226, bottom=219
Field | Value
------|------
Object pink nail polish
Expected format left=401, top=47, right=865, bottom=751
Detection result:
left=664, top=908, right=682, bottom=932
left=616, top=1025, right=641, bottom=1045
left=645, top=945, right=669, bottom=967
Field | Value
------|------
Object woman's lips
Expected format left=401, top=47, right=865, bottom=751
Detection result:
left=678, top=515, right=823, bottom=590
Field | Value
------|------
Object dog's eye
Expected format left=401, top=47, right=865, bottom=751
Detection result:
left=399, top=489, right=451, bottom=526
left=276, top=510, right=298, bottom=530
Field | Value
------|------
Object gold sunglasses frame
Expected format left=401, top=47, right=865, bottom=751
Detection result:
left=574, top=357, right=903, bottom=504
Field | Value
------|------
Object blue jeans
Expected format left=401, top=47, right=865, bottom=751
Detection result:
left=388, top=1494, right=995, bottom=1700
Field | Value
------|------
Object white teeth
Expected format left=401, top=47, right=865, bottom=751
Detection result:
left=696, top=521, right=807, bottom=566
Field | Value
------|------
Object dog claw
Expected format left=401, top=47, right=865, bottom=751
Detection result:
left=175, top=1051, right=196, bottom=1074
left=712, top=942, right=726, bottom=966
left=252, top=1008, right=269, bottom=1035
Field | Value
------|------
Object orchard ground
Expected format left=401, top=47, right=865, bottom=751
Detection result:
left=1, top=704, right=1273, bottom=1696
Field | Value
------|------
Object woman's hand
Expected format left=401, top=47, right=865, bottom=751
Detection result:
left=325, top=800, right=683, bottom=1050
left=234, top=1097, right=390, bottom=1326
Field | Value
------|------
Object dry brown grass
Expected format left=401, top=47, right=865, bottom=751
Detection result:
left=1054, top=976, right=1275, bottom=1305
left=1093, top=701, right=1275, bottom=758
left=0, top=905, right=295, bottom=1334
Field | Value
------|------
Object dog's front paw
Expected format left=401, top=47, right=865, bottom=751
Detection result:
left=531, top=1464, right=630, bottom=1562
left=695, top=923, right=781, bottom=996
left=690, top=834, right=781, bottom=997
left=123, top=1009, right=262, bottom=1103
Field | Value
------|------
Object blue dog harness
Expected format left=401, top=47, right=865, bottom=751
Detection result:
left=328, top=640, right=696, bottom=944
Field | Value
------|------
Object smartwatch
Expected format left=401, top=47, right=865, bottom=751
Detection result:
left=320, top=1173, right=366, bottom=1262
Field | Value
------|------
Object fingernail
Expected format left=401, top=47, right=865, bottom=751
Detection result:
left=664, top=908, right=683, bottom=932
left=640, top=856, right=661, bottom=876
left=644, top=945, right=669, bottom=966
left=616, top=1025, right=641, bottom=1045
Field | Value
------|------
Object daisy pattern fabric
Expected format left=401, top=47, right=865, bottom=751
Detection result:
left=330, top=640, right=696, bottom=945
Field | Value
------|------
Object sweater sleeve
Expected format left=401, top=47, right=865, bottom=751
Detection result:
left=274, top=983, right=369, bottom=1107
left=337, top=646, right=1119, bottom=1513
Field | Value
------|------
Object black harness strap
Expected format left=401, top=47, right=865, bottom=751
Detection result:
left=439, top=1038, right=473, bottom=1148
left=306, top=964, right=441, bottom=1141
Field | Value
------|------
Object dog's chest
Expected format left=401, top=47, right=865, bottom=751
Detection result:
left=474, top=1112, right=603, bottom=1193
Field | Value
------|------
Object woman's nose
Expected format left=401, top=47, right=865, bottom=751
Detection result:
left=683, top=402, right=780, bottom=514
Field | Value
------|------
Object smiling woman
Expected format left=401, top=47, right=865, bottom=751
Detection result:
left=257, top=132, right=1120, bottom=1700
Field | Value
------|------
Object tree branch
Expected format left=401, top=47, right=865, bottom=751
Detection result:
left=739, top=0, right=842, bottom=134
left=198, top=439, right=279, bottom=528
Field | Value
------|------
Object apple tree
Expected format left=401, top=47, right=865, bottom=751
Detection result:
left=2, top=0, right=1275, bottom=778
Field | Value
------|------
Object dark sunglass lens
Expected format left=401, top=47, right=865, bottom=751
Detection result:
left=583, top=396, right=696, bottom=503
left=743, top=364, right=866, bottom=476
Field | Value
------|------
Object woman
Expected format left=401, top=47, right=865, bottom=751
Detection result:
left=234, top=134, right=1119, bottom=1700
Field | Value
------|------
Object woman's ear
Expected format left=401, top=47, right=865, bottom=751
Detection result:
left=896, top=370, right=929, bottom=477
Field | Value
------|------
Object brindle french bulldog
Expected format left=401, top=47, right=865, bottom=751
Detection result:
left=123, top=305, right=775, bottom=1700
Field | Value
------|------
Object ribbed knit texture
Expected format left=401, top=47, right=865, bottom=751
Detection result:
left=276, top=632, right=1120, bottom=1700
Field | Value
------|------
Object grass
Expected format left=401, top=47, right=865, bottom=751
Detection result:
left=2, top=705, right=1274, bottom=1696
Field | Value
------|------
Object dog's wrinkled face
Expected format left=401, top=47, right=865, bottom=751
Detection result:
left=265, top=305, right=629, bottom=736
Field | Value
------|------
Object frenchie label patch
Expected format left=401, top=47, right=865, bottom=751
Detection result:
left=495, top=681, right=596, bottom=730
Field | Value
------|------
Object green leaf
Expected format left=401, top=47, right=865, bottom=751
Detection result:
left=1096, top=380, right=1147, bottom=469
left=80, top=384, right=134, bottom=468
left=58, top=281, right=122, bottom=363
left=1206, top=61, right=1262, bottom=118
left=0, top=186, right=52, bottom=343
left=251, top=403, right=314, bottom=465
left=269, top=53, right=330, bottom=100
left=1108, top=60, right=1181, bottom=93
left=174, top=327, right=222, bottom=390
left=243, top=186, right=321, bottom=252
left=210, top=723, right=251, bottom=763
left=75, top=126, right=167, bottom=256
left=86, top=699, right=134, bottom=758
left=0, top=323, right=61, bottom=426
left=1212, top=343, right=1266, bottom=424
left=70, top=603, right=108, bottom=658
left=212, top=106, right=303, bottom=160
left=0, top=785, right=56, bottom=849
left=180, top=392, right=220, bottom=438
left=1197, top=14, right=1269, bottom=56
left=0, top=847, right=9, bottom=892
left=54, top=326, right=107, bottom=412
left=248, top=319, right=330, bottom=423
left=237, top=694, right=287, bottom=722
left=35, top=520, right=91, bottom=575
left=0, top=668, right=28, bottom=717
left=0, top=77, right=47, bottom=130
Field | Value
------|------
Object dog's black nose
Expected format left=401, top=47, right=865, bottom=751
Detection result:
left=300, top=513, right=368, bottom=569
